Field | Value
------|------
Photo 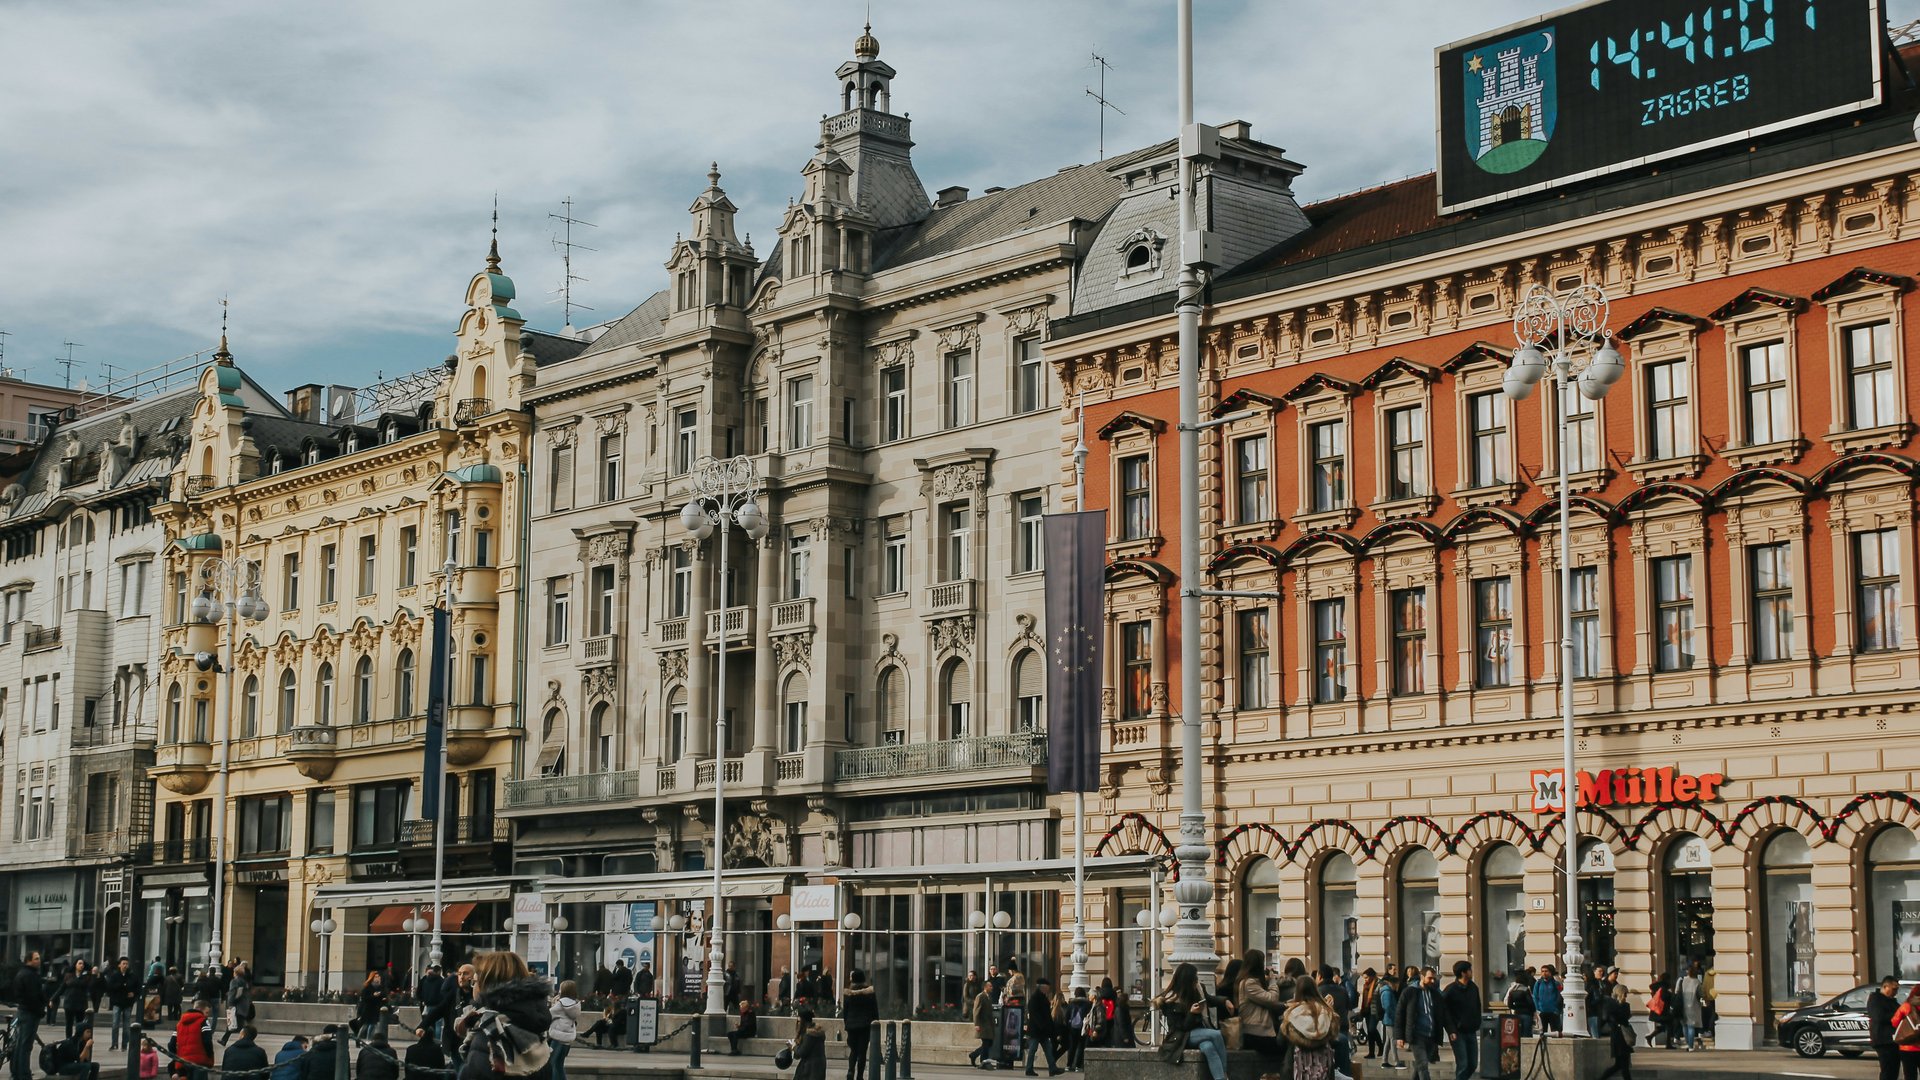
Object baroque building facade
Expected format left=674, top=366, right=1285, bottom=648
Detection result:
left=137, top=252, right=550, bottom=989
left=1049, top=47, right=1920, bottom=1050
left=508, top=29, right=1308, bottom=1012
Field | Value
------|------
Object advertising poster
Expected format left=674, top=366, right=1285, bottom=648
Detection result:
left=1895, top=899, right=1920, bottom=981
left=527, top=926, right=552, bottom=976
left=601, top=901, right=657, bottom=973
left=1787, top=901, right=1815, bottom=996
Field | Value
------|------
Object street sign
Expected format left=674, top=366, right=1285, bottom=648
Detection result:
left=790, top=884, right=837, bottom=923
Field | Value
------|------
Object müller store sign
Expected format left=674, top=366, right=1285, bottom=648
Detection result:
left=1530, top=767, right=1727, bottom=813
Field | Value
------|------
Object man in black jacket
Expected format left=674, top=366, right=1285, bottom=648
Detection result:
left=403, top=1028, right=447, bottom=1080
left=105, top=959, right=138, bottom=1052
left=1440, top=962, right=1484, bottom=1080
left=1868, top=975, right=1902, bottom=1080
left=301, top=1027, right=340, bottom=1080
left=415, top=965, right=449, bottom=1044
left=1396, top=966, right=1444, bottom=1080
left=221, top=1026, right=271, bottom=1078
left=10, top=951, right=47, bottom=1080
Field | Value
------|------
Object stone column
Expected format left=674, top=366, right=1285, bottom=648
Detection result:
left=1810, top=833, right=1863, bottom=1008
left=753, top=535, right=780, bottom=753
left=1710, top=840, right=1759, bottom=1049
left=1435, top=852, right=1471, bottom=977
left=687, top=540, right=712, bottom=759
left=1354, top=855, right=1389, bottom=976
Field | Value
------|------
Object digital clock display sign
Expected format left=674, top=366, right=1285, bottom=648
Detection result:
left=1436, top=0, right=1884, bottom=213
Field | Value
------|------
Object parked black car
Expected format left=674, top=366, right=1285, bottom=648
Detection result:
left=1781, top=982, right=1920, bottom=1057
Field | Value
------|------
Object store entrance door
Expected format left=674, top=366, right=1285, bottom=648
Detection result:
left=252, top=887, right=288, bottom=986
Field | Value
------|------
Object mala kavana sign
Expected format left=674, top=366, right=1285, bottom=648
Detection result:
left=1530, top=766, right=1727, bottom=813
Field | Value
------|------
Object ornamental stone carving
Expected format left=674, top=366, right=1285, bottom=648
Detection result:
left=584, top=668, right=617, bottom=702
left=931, top=615, right=973, bottom=657
left=873, top=338, right=914, bottom=369
left=930, top=463, right=982, bottom=499
left=583, top=533, right=631, bottom=564
left=593, top=410, right=628, bottom=434
left=774, top=631, right=814, bottom=673
left=875, top=632, right=904, bottom=670
left=934, top=318, right=981, bottom=354
left=1006, top=302, right=1049, bottom=337
left=662, top=651, right=688, bottom=682
left=545, top=423, right=578, bottom=448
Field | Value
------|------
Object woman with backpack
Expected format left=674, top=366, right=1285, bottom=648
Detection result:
left=1505, top=968, right=1536, bottom=1039
left=1596, top=985, right=1636, bottom=1080
left=1377, top=969, right=1402, bottom=1071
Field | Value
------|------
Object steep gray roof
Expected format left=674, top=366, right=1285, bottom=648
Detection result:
left=1, top=384, right=199, bottom=521
left=571, top=289, right=671, bottom=362
left=522, top=328, right=591, bottom=367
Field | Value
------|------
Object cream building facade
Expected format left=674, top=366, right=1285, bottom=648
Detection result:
left=138, top=253, right=553, bottom=989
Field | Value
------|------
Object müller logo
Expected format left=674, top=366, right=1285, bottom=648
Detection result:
left=1530, top=767, right=1727, bottom=813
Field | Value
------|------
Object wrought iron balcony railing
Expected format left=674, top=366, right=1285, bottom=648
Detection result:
left=834, top=731, right=1046, bottom=783
left=505, top=769, right=640, bottom=810
left=453, top=398, right=492, bottom=425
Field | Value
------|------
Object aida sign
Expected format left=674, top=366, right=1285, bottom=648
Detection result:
left=1530, top=767, right=1727, bottom=813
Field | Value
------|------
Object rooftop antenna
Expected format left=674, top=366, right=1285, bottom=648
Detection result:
left=548, top=196, right=598, bottom=336
left=1086, top=52, right=1125, bottom=161
left=0, top=329, right=10, bottom=373
left=57, top=340, right=84, bottom=388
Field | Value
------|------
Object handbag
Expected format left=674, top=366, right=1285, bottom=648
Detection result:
left=1896, top=1007, right=1920, bottom=1044
left=774, top=1047, right=794, bottom=1070
left=1221, top=1016, right=1243, bottom=1051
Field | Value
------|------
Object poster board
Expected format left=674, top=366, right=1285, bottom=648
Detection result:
left=632, top=997, right=660, bottom=1046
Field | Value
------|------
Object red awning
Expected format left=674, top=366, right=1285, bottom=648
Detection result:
left=369, top=902, right=476, bottom=935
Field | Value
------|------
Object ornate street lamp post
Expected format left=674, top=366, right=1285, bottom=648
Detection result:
left=680, top=456, right=769, bottom=1020
left=1505, top=282, right=1624, bottom=1037
left=190, top=556, right=268, bottom=984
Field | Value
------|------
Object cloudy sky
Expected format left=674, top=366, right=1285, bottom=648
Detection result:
left=4, top=0, right=1916, bottom=395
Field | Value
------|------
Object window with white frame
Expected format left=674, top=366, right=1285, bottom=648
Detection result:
left=1654, top=555, right=1696, bottom=672
left=1120, top=620, right=1153, bottom=719
left=1474, top=577, right=1513, bottom=688
left=881, top=366, right=909, bottom=442
left=940, top=503, right=971, bottom=581
left=877, top=667, right=906, bottom=743
left=545, top=577, right=570, bottom=647
left=883, top=523, right=908, bottom=594
left=941, top=658, right=972, bottom=738
left=588, top=564, right=615, bottom=637
left=358, top=536, right=377, bottom=596
left=782, top=672, right=809, bottom=752
left=1742, top=341, right=1792, bottom=446
left=788, top=376, right=814, bottom=449
left=282, top=553, right=301, bottom=609
left=319, top=543, right=337, bottom=604
left=1013, top=651, right=1042, bottom=731
left=1562, top=386, right=1599, bottom=474
left=1387, top=406, right=1426, bottom=501
left=1309, top=421, right=1346, bottom=512
left=1750, top=542, right=1794, bottom=663
left=354, top=656, right=374, bottom=724
left=1569, top=566, right=1601, bottom=678
left=668, top=690, right=689, bottom=760
left=1468, top=392, right=1510, bottom=487
left=1646, top=359, right=1692, bottom=460
left=1856, top=529, right=1903, bottom=652
left=674, top=409, right=698, bottom=475
left=1015, top=493, right=1045, bottom=574
left=1236, top=608, right=1270, bottom=710
left=669, top=546, right=692, bottom=619
left=548, top=441, right=575, bottom=511
left=1845, top=321, right=1899, bottom=430
left=399, top=527, right=418, bottom=587
left=278, top=669, right=297, bottom=730
left=1014, top=336, right=1046, bottom=415
left=119, top=560, right=147, bottom=618
left=943, top=350, right=975, bottom=429
left=1391, top=588, right=1426, bottom=695
left=1119, top=455, right=1152, bottom=540
left=1312, top=599, right=1347, bottom=704
left=1234, top=435, right=1270, bottom=524
left=787, top=531, right=811, bottom=599
left=599, top=431, right=624, bottom=501
left=395, top=650, right=414, bottom=718
left=316, top=662, right=335, bottom=723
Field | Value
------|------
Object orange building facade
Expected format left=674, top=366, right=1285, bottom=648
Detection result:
left=1049, top=68, right=1920, bottom=1050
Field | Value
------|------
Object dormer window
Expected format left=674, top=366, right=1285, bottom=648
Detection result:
left=1126, top=245, right=1152, bottom=272
left=1115, top=227, right=1166, bottom=286
left=383, top=421, right=399, bottom=445
left=344, top=432, right=359, bottom=453
left=304, top=445, right=320, bottom=466
left=266, top=451, right=282, bottom=476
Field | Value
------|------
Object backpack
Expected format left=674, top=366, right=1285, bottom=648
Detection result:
left=42, top=1036, right=79, bottom=1076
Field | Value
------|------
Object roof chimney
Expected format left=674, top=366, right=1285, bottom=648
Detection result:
left=934, top=185, right=969, bottom=208
left=1218, top=119, right=1253, bottom=141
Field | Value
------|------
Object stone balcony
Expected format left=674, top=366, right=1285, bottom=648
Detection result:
left=704, top=605, right=754, bottom=643
left=152, top=740, right=214, bottom=794
left=504, top=769, right=641, bottom=812
left=286, top=724, right=338, bottom=780
left=771, top=597, right=815, bottom=633
left=834, top=731, right=1046, bottom=786
left=924, top=579, right=976, bottom=615
left=582, top=632, right=619, bottom=669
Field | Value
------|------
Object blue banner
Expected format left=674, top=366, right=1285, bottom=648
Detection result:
left=421, top=605, right=449, bottom=820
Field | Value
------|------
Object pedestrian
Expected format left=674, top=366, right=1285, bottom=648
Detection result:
left=163, top=968, right=183, bottom=1021
left=171, top=998, right=215, bottom=1080
left=442, top=965, right=477, bottom=1060
left=1152, top=963, right=1231, bottom=1080
left=1891, top=983, right=1920, bottom=1080
left=1505, top=967, right=1536, bottom=1039
left=789, top=1008, right=827, bottom=1080
left=1279, top=976, right=1339, bottom=1080
left=1358, top=967, right=1383, bottom=1061
left=356, top=971, right=389, bottom=1040
left=269, top=1036, right=306, bottom=1080
left=842, top=970, right=877, bottom=1080
left=1440, top=962, right=1483, bottom=1080
left=634, top=962, right=655, bottom=999
left=1315, top=965, right=1353, bottom=1077
left=724, top=1000, right=756, bottom=1056
left=591, top=964, right=612, bottom=1001
left=404, top=1029, right=447, bottom=1080
left=221, top=1025, right=269, bottom=1078
left=355, top=1028, right=399, bottom=1080
left=724, top=962, right=741, bottom=1009
left=1871, top=976, right=1903, bottom=1080
left=1645, top=974, right=1672, bottom=1049
left=417, top=964, right=450, bottom=1045
left=1676, top=963, right=1705, bottom=1050
left=223, top=962, right=254, bottom=1046
left=140, top=1038, right=162, bottom=1080
left=106, top=958, right=137, bottom=1052
left=1107, top=978, right=1137, bottom=1048
left=968, top=983, right=997, bottom=1068
left=51, top=1025, right=99, bottom=1080
left=610, top=961, right=632, bottom=999
left=1596, top=986, right=1636, bottom=1080
left=1378, top=968, right=1403, bottom=1072
left=453, top=951, right=553, bottom=1080
left=63, top=959, right=95, bottom=1039
left=1396, top=967, right=1443, bottom=1080
left=1063, top=987, right=1093, bottom=1072
left=547, top=979, right=580, bottom=1080
left=988, top=965, right=1006, bottom=996
left=9, top=950, right=46, bottom=1080
left=1023, top=977, right=1063, bottom=1076
left=300, top=1027, right=338, bottom=1080
left=1234, top=950, right=1287, bottom=1068
left=1532, top=966, right=1564, bottom=1037
left=1005, top=965, right=1028, bottom=1005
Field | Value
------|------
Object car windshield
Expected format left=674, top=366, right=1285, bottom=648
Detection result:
left=1839, top=988, right=1872, bottom=1010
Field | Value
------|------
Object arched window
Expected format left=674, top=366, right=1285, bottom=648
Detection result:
left=1480, top=843, right=1526, bottom=1000
left=590, top=703, right=613, bottom=772
left=941, top=658, right=971, bottom=740
left=877, top=667, right=905, bottom=745
left=1012, top=650, right=1042, bottom=733
left=1578, top=840, right=1618, bottom=969
left=1870, top=826, right=1920, bottom=982
left=395, top=648, right=415, bottom=717
left=1761, top=831, right=1816, bottom=1028
left=1318, top=852, right=1358, bottom=974
left=782, top=672, right=809, bottom=753
left=1396, top=847, right=1441, bottom=972
left=1663, top=833, right=1715, bottom=974
left=537, top=707, right=565, bottom=776
left=667, top=687, right=689, bottom=761
left=1241, top=857, right=1279, bottom=956
left=315, top=661, right=335, bottom=725
left=353, top=656, right=374, bottom=723
left=1126, top=244, right=1153, bottom=272
left=241, top=675, right=260, bottom=738
left=470, top=365, right=488, bottom=402
left=166, top=683, right=183, bottom=742
left=278, top=668, right=297, bottom=732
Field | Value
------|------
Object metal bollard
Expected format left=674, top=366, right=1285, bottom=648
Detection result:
left=883, top=1021, right=898, bottom=1080
left=898, top=1020, right=911, bottom=1080
left=127, top=1023, right=143, bottom=1080
left=867, top=1020, right=884, bottom=1080
left=688, top=1019, right=702, bottom=1070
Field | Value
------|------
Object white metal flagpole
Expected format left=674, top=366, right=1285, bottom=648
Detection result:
left=1070, top=395, right=1091, bottom=994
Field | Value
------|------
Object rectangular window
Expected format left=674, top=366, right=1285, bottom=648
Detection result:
left=1469, top=391, right=1510, bottom=486
left=1391, top=588, right=1427, bottom=696
left=881, top=367, right=909, bottom=442
left=883, top=525, right=908, bottom=595
left=1856, top=529, right=1903, bottom=652
left=940, top=503, right=970, bottom=581
left=473, top=528, right=493, bottom=568
left=1312, top=599, right=1347, bottom=704
left=749, top=396, right=768, bottom=455
left=350, top=782, right=410, bottom=850
left=1474, top=577, right=1514, bottom=688
left=1234, top=434, right=1270, bottom=524
left=307, top=791, right=335, bottom=855
left=1309, top=420, right=1346, bottom=512
left=669, top=409, right=695, bottom=476
left=1569, top=566, right=1601, bottom=679
left=282, top=554, right=301, bottom=610
left=545, top=577, right=570, bottom=647
left=788, top=376, right=814, bottom=449
left=469, top=654, right=489, bottom=705
left=445, top=510, right=462, bottom=566
left=668, top=546, right=692, bottom=619
left=787, top=532, right=811, bottom=599
left=1387, top=406, right=1425, bottom=501
left=588, top=565, right=616, bottom=637
left=548, top=442, right=574, bottom=511
left=237, top=795, right=291, bottom=856
left=1646, top=358, right=1692, bottom=460
left=1742, top=341, right=1792, bottom=446
left=1014, top=337, right=1045, bottom=415
left=1563, top=386, right=1599, bottom=473
left=599, top=432, right=624, bottom=501
left=1846, top=321, right=1899, bottom=430
left=1119, top=455, right=1152, bottom=541
left=1120, top=620, right=1153, bottom=720
left=668, top=701, right=688, bottom=760
left=399, top=526, right=418, bottom=587
left=358, top=536, right=377, bottom=596
left=319, top=544, right=337, bottom=604
left=944, top=350, right=975, bottom=428
left=784, top=699, right=808, bottom=753
left=1654, top=555, right=1696, bottom=672
left=1236, top=609, right=1270, bottom=710
left=1015, top=493, right=1045, bottom=574
left=119, top=561, right=147, bottom=618
left=1750, top=542, right=1794, bottom=663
